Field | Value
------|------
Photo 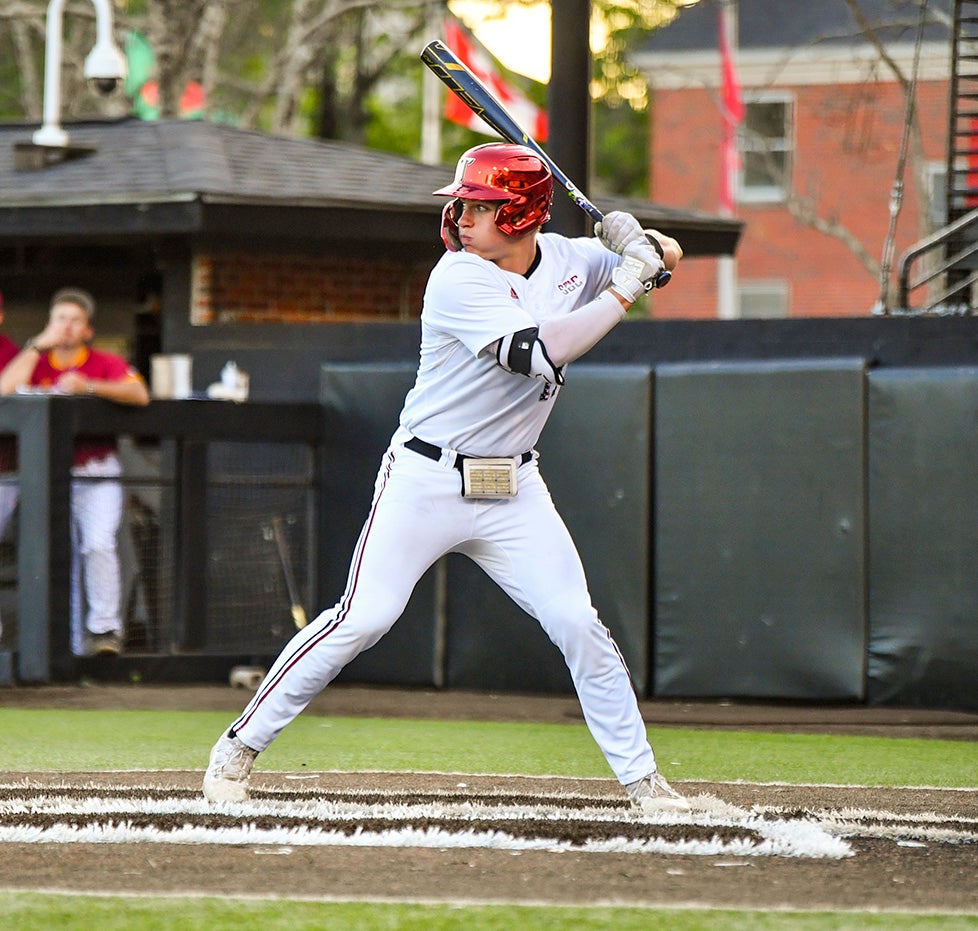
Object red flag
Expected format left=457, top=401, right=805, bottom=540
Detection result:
left=969, top=117, right=978, bottom=207
left=718, top=6, right=744, bottom=214
left=443, top=17, right=548, bottom=142
left=137, top=80, right=206, bottom=119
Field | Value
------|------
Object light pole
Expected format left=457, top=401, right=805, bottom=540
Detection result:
left=32, top=0, right=127, bottom=149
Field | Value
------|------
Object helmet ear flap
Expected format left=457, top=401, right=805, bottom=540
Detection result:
left=440, top=199, right=463, bottom=252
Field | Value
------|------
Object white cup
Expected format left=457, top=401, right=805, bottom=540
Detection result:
left=169, top=355, right=193, bottom=399
left=150, top=354, right=172, bottom=399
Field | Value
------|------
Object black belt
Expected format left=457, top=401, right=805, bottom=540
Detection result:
left=405, top=436, right=532, bottom=471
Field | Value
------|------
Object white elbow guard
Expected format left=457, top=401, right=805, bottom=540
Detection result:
left=496, top=327, right=565, bottom=385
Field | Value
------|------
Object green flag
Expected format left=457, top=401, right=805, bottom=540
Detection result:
left=124, top=31, right=155, bottom=97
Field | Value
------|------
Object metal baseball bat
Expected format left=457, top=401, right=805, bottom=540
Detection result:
left=271, top=516, right=307, bottom=629
left=420, top=38, right=671, bottom=289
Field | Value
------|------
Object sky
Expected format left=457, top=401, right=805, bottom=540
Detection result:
left=448, top=0, right=554, bottom=83
left=447, top=0, right=689, bottom=85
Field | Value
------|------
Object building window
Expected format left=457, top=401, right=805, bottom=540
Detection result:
left=738, top=94, right=793, bottom=204
left=738, top=281, right=790, bottom=318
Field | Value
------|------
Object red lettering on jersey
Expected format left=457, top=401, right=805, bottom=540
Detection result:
left=510, top=287, right=519, bottom=299
left=557, top=275, right=582, bottom=295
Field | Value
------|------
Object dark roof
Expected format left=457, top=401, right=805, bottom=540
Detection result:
left=0, top=117, right=741, bottom=256
left=642, top=0, right=951, bottom=54
left=0, top=117, right=449, bottom=211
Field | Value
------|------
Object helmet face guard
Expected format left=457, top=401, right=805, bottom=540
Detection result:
left=434, top=143, right=553, bottom=250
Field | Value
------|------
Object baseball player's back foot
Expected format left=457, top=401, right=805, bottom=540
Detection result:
left=625, top=771, right=691, bottom=814
left=202, top=732, right=258, bottom=803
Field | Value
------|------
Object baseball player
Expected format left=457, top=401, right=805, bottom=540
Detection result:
left=0, top=287, right=150, bottom=655
left=203, top=143, right=689, bottom=814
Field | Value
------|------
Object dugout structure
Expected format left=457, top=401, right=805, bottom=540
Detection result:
left=0, top=395, right=326, bottom=683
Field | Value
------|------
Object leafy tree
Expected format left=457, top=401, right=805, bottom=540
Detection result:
left=0, top=0, right=678, bottom=195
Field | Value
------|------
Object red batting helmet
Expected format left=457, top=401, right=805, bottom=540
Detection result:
left=434, top=143, right=553, bottom=249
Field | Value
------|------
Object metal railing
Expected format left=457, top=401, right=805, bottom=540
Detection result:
left=896, top=206, right=978, bottom=314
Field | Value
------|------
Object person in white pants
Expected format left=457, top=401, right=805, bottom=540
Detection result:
left=203, top=143, right=690, bottom=814
left=68, top=452, right=127, bottom=656
left=0, top=288, right=150, bottom=655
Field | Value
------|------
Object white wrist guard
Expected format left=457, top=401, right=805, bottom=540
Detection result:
left=610, top=241, right=664, bottom=303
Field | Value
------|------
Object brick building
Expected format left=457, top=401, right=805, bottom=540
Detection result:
left=636, top=0, right=952, bottom=319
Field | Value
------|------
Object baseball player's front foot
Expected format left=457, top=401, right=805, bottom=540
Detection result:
left=202, top=732, right=258, bottom=803
left=625, top=771, right=691, bottom=814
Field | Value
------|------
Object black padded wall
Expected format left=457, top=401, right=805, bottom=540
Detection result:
left=654, top=359, right=867, bottom=699
left=867, top=368, right=978, bottom=709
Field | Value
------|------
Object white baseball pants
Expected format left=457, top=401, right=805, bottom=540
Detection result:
left=70, top=453, right=125, bottom=654
left=231, top=443, right=656, bottom=785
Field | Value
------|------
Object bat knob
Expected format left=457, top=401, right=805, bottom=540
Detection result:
left=654, top=270, right=672, bottom=289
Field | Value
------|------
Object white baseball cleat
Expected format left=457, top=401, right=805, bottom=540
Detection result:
left=202, top=732, right=258, bottom=803
left=624, top=771, right=691, bottom=814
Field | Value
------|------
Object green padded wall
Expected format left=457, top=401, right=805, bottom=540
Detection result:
left=319, top=363, right=440, bottom=685
left=444, top=366, right=654, bottom=694
left=654, top=359, right=867, bottom=699
left=868, top=368, right=978, bottom=709
left=321, top=364, right=653, bottom=694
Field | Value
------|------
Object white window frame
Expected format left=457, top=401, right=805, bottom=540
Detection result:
left=737, top=92, right=795, bottom=205
left=737, top=280, right=791, bottom=319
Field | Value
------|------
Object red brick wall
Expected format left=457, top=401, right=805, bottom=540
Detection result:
left=650, top=79, right=949, bottom=318
left=190, top=251, right=432, bottom=325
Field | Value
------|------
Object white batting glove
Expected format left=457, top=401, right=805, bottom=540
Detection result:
left=594, top=211, right=646, bottom=255
left=610, top=241, right=665, bottom=303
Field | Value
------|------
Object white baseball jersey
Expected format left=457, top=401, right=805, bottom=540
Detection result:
left=397, top=233, right=620, bottom=456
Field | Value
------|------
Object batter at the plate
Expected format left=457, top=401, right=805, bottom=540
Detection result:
left=203, top=142, right=689, bottom=814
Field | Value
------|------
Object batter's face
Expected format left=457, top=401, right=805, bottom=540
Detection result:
left=456, top=199, right=534, bottom=272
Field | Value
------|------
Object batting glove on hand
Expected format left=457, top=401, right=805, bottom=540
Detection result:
left=610, top=241, right=665, bottom=303
left=595, top=211, right=646, bottom=255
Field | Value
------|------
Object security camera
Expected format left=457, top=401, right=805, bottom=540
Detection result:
left=84, top=39, right=127, bottom=96
left=90, top=76, right=120, bottom=96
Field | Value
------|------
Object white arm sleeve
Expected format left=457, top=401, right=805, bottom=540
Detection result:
left=536, top=290, right=627, bottom=368
left=493, top=289, right=626, bottom=380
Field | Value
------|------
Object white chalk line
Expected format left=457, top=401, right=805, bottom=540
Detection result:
left=0, top=784, right=848, bottom=859
left=2, top=778, right=975, bottom=860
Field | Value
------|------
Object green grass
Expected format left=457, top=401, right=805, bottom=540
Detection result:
left=0, top=705, right=975, bottom=929
left=1, top=895, right=977, bottom=931
left=0, top=707, right=974, bottom=787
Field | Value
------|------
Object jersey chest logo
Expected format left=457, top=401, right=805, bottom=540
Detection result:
left=557, top=274, right=583, bottom=295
